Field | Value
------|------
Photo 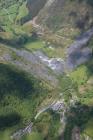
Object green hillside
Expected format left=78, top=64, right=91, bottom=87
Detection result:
left=0, top=0, right=93, bottom=140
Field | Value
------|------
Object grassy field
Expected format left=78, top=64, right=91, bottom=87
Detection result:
left=70, top=65, right=89, bottom=86
left=84, top=119, right=93, bottom=138
left=24, top=39, right=68, bottom=58
left=16, top=1, right=28, bottom=21
left=21, top=132, right=43, bottom=140
left=25, top=40, right=45, bottom=51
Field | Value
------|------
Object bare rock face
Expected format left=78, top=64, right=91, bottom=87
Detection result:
left=12, top=49, right=58, bottom=85
left=51, top=101, right=65, bottom=111
left=34, top=27, right=93, bottom=73
left=65, top=28, right=93, bottom=70
left=67, top=27, right=93, bottom=55
left=34, top=51, right=65, bottom=74
left=65, top=47, right=92, bottom=70
left=72, top=127, right=80, bottom=140
left=36, top=0, right=93, bottom=31
left=0, top=26, right=4, bottom=32
left=27, top=0, right=47, bottom=19
left=44, top=0, right=56, bottom=8
left=11, top=123, right=33, bottom=140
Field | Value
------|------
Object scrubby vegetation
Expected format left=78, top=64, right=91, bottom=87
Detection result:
left=64, top=102, right=93, bottom=140
left=34, top=111, right=61, bottom=140
left=0, top=63, right=51, bottom=139
left=21, top=132, right=43, bottom=140
left=0, top=0, right=93, bottom=140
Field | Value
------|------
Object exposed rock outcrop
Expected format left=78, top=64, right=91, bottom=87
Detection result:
left=11, top=123, right=33, bottom=140
left=65, top=27, right=93, bottom=70
left=72, top=126, right=80, bottom=140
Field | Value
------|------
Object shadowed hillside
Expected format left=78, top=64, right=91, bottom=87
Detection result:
left=0, top=0, right=93, bottom=140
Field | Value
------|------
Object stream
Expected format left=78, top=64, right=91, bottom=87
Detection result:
left=11, top=27, right=93, bottom=140
left=33, top=26, right=93, bottom=73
